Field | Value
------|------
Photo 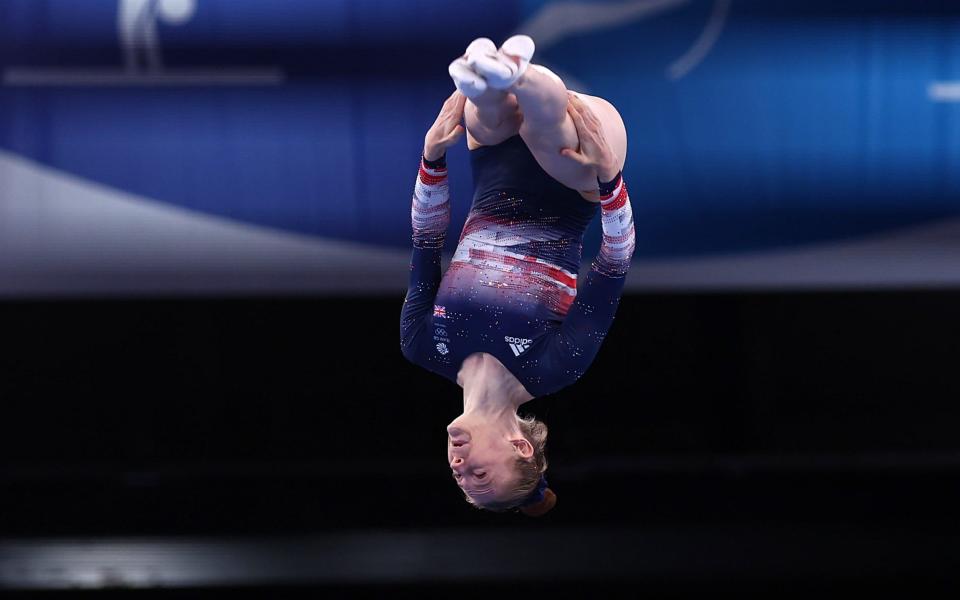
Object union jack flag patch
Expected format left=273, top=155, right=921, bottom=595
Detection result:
left=433, top=305, right=446, bottom=318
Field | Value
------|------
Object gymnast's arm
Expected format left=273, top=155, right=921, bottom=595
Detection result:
left=400, top=91, right=467, bottom=361
left=548, top=94, right=636, bottom=377
left=552, top=172, right=635, bottom=368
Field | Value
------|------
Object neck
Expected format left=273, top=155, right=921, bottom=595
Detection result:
left=457, top=353, right=532, bottom=418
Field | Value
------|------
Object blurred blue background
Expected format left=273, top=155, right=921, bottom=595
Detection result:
left=6, top=4, right=960, bottom=595
left=1, top=0, right=959, bottom=294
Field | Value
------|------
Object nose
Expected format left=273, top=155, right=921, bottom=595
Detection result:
left=451, top=456, right=465, bottom=470
left=447, top=427, right=471, bottom=444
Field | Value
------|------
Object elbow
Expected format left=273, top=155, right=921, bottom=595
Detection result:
left=592, top=245, right=634, bottom=278
left=399, top=322, right=422, bottom=366
left=400, top=338, right=417, bottom=365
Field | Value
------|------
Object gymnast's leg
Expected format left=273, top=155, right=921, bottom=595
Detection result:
left=449, top=39, right=522, bottom=148
left=465, top=87, right=522, bottom=148
left=471, top=36, right=628, bottom=194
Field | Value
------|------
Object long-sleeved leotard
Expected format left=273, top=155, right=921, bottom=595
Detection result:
left=400, top=134, right=635, bottom=397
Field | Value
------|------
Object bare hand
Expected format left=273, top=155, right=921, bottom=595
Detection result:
left=424, top=90, right=467, bottom=161
left=560, top=92, right=620, bottom=182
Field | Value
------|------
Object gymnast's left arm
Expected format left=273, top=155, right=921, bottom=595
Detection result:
left=549, top=171, right=635, bottom=376
left=549, top=94, right=636, bottom=377
left=400, top=91, right=467, bottom=362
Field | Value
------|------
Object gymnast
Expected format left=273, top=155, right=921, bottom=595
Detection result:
left=400, top=35, right=634, bottom=516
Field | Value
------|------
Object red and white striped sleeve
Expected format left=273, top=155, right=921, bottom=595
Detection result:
left=411, top=156, right=451, bottom=250
left=592, top=172, right=636, bottom=277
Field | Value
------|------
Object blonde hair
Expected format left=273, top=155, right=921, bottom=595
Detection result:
left=462, top=414, right=549, bottom=512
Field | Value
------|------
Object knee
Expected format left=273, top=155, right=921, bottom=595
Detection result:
left=529, top=64, right=564, bottom=87
left=514, top=67, right=568, bottom=127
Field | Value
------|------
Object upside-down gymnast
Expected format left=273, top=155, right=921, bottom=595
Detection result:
left=400, top=36, right=635, bottom=516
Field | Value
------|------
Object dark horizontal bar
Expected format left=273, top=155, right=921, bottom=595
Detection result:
left=2, top=524, right=959, bottom=590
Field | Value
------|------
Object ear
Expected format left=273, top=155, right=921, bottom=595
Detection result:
left=511, top=438, right=534, bottom=458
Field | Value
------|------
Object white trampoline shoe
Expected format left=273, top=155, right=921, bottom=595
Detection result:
left=448, top=37, right=497, bottom=99
left=468, top=34, right=535, bottom=90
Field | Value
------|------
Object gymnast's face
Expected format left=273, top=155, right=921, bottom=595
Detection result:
left=447, top=424, right=522, bottom=503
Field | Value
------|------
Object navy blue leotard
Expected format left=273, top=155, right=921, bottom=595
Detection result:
left=400, top=134, right=633, bottom=397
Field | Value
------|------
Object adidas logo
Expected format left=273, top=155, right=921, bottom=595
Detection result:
left=505, top=335, right=532, bottom=357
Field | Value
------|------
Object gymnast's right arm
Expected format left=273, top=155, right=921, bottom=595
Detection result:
left=400, top=91, right=467, bottom=361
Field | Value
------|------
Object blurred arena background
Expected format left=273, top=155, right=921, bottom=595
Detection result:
left=2, top=0, right=960, bottom=597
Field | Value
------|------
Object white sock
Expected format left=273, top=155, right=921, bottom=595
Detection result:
left=468, top=34, right=535, bottom=90
left=448, top=38, right=497, bottom=99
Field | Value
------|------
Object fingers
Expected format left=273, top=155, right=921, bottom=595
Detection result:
left=437, top=90, right=465, bottom=120
left=565, top=99, right=600, bottom=155
left=443, top=90, right=466, bottom=116
left=574, top=103, right=601, bottom=130
left=565, top=100, right=588, bottom=133
left=444, top=90, right=466, bottom=112
left=443, top=124, right=465, bottom=145
left=448, top=94, right=467, bottom=123
left=452, top=91, right=466, bottom=113
left=564, top=92, right=615, bottom=171
left=566, top=92, right=602, bottom=130
left=425, top=91, right=467, bottom=153
left=559, top=147, right=590, bottom=166
left=434, top=93, right=466, bottom=132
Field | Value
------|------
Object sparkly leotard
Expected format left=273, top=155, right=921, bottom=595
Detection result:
left=401, top=135, right=633, bottom=397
